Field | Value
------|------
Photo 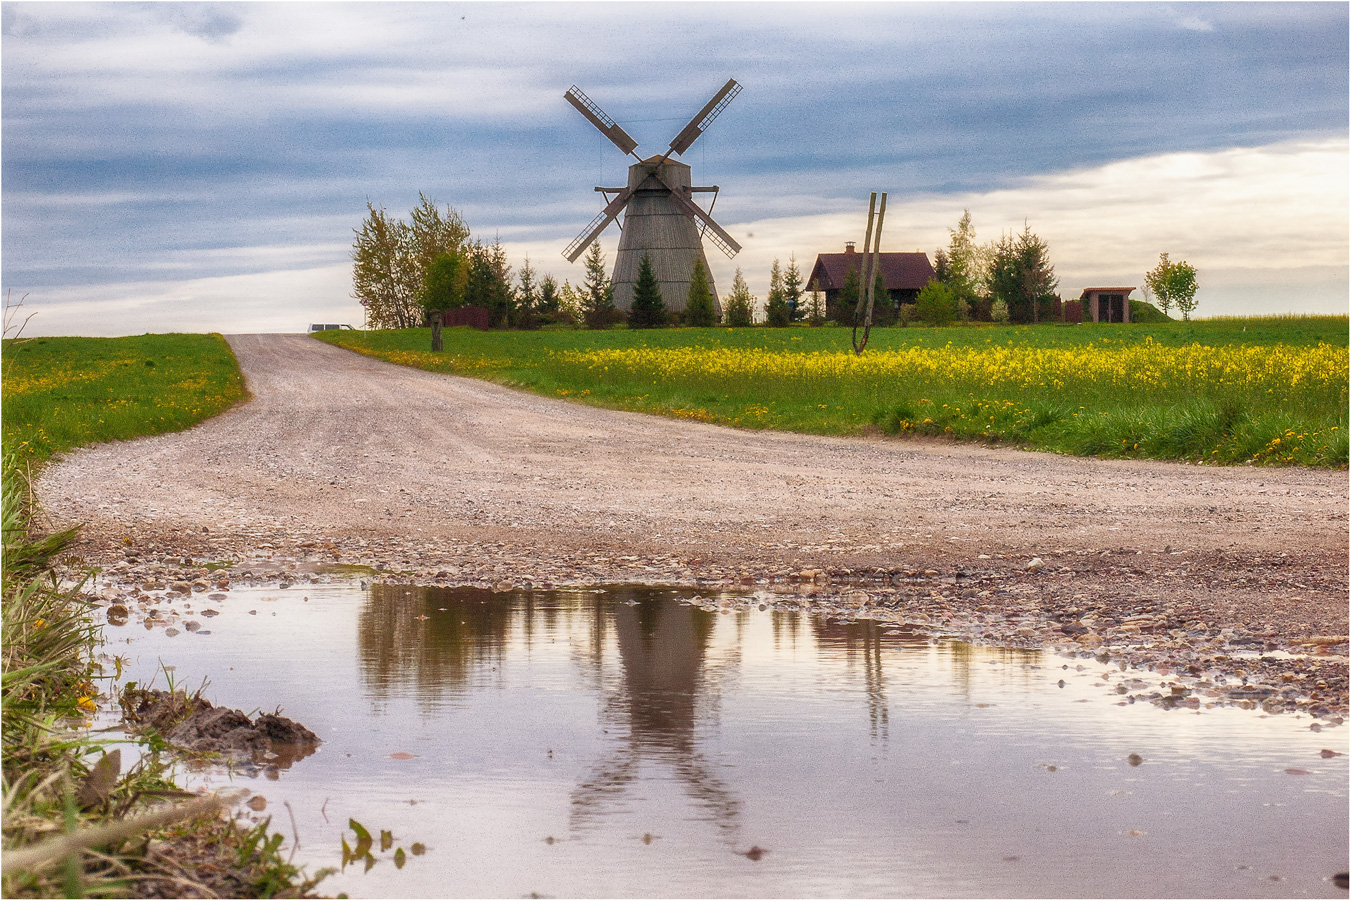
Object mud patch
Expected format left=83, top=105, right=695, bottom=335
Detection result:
left=121, top=688, right=320, bottom=773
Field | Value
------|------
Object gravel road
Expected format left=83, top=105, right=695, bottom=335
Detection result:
left=40, top=333, right=1348, bottom=713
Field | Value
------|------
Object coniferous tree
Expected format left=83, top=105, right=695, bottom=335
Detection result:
left=831, top=265, right=861, bottom=325
left=784, top=254, right=804, bottom=321
left=538, top=274, right=560, bottom=321
left=628, top=253, right=667, bottom=328
left=582, top=241, right=616, bottom=329
left=764, top=259, right=791, bottom=327
left=723, top=268, right=754, bottom=327
left=685, top=260, right=716, bottom=327
left=806, top=280, right=826, bottom=326
left=515, top=255, right=539, bottom=329
left=485, top=238, right=515, bottom=327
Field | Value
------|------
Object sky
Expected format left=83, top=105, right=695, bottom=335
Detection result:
left=2, top=1, right=1347, bottom=336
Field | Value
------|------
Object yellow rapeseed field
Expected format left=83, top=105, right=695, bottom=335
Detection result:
left=552, top=338, right=1347, bottom=400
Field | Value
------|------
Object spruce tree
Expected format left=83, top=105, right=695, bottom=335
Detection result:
left=628, top=253, right=666, bottom=329
left=515, top=255, right=538, bottom=329
left=764, top=259, right=791, bottom=327
left=832, top=265, right=861, bottom=325
left=582, top=241, right=616, bottom=329
left=537, top=275, right=560, bottom=320
left=784, top=254, right=804, bottom=321
left=685, top=260, right=716, bottom=327
left=724, top=268, right=754, bottom=327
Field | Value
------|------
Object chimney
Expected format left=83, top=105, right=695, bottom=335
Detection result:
left=845, top=241, right=856, bottom=253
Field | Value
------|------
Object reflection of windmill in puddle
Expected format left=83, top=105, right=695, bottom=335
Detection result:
left=812, top=618, right=909, bottom=741
left=570, top=591, right=741, bottom=835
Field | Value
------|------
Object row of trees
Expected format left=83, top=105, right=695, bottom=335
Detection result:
left=926, top=211, right=1059, bottom=325
left=924, top=210, right=1199, bottom=326
left=354, top=198, right=1197, bottom=339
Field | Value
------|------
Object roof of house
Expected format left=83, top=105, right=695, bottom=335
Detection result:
left=1079, top=287, right=1137, bottom=298
left=807, top=248, right=934, bottom=292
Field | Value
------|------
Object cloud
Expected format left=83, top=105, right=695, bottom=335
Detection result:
left=1174, top=13, right=1215, bottom=32
left=3, top=3, right=1346, bottom=332
left=21, top=136, right=1345, bottom=335
left=694, top=137, right=1349, bottom=319
left=155, top=3, right=243, bottom=44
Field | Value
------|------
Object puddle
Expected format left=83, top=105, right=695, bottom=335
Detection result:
left=103, top=583, right=1348, bottom=898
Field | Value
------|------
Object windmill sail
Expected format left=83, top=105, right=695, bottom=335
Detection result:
left=564, top=86, right=639, bottom=157
left=668, top=79, right=742, bottom=156
left=562, top=79, right=742, bottom=312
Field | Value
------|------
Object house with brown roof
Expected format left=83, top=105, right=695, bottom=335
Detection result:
left=805, top=243, right=935, bottom=313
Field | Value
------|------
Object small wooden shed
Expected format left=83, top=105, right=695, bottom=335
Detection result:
left=1079, top=287, right=1135, bottom=324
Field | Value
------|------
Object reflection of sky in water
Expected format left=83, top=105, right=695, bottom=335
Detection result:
left=105, top=583, right=1349, bottom=899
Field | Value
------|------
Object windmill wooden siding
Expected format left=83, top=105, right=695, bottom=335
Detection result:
left=610, top=159, right=721, bottom=316
left=805, top=245, right=935, bottom=309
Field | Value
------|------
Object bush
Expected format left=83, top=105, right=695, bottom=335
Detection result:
left=914, top=280, right=959, bottom=327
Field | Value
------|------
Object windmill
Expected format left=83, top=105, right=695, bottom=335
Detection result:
left=562, top=79, right=743, bottom=313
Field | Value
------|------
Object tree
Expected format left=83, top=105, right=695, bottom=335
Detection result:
left=407, top=193, right=470, bottom=280
left=1172, top=262, right=1199, bottom=320
left=784, top=254, right=804, bottom=321
left=537, top=274, right=561, bottom=322
left=932, top=247, right=951, bottom=284
left=990, top=297, right=1010, bottom=324
left=806, top=280, right=826, bottom=326
left=764, top=259, right=791, bottom=327
left=419, top=250, right=467, bottom=351
left=352, top=202, right=418, bottom=329
left=1145, top=253, right=1198, bottom=320
left=685, top=260, right=716, bottom=327
left=628, top=253, right=667, bottom=328
left=723, top=268, right=753, bottom=326
left=987, top=223, right=1057, bottom=324
left=582, top=241, right=616, bottom=329
left=352, top=196, right=470, bottom=330
left=1015, top=223, right=1057, bottom=324
left=484, top=238, right=515, bottom=327
left=942, top=210, right=983, bottom=318
left=1145, top=253, right=1174, bottom=315
left=832, top=265, right=861, bottom=325
left=914, top=279, right=958, bottom=327
left=557, top=280, right=586, bottom=325
left=514, top=255, right=539, bottom=330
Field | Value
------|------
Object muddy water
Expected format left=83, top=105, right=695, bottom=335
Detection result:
left=105, top=583, right=1347, bottom=898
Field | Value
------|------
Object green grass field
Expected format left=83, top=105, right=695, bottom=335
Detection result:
left=2, top=333, right=247, bottom=468
left=318, top=316, right=1348, bottom=468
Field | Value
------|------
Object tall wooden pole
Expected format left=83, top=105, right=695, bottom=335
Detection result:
left=864, top=193, right=888, bottom=326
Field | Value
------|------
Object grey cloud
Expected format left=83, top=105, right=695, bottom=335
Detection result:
left=154, top=2, right=243, bottom=43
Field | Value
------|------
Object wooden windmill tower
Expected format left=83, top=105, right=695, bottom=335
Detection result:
left=563, top=79, right=743, bottom=314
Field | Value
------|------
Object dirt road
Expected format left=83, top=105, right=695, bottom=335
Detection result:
left=39, top=334, right=1348, bottom=708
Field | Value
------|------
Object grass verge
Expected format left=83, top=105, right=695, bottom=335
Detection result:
left=317, top=317, right=1348, bottom=468
left=2, top=333, right=248, bottom=466
left=1, top=334, right=323, bottom=896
